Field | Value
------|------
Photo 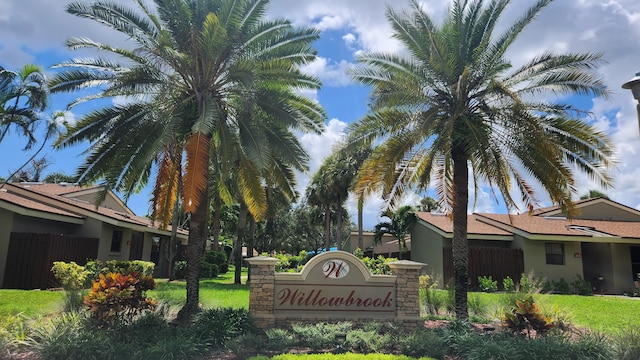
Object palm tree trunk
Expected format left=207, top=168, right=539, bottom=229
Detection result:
left=177, top=182, right=210, bottom=320
left=452, top=149, right=469, bottom=321
left=235, top=201, right=248, bottom=284
left=324, top=204, right=331, bottom=251
left=336, top=201, right=343, bottom=251
left=358, top=196, right=364, bottom=251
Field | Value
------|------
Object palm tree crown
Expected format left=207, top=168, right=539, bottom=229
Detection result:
left=347, top=0, right=613, bottom=320
left=51, top=0, right=325, bottom=318
left=0, top=64, right=49, bottom=150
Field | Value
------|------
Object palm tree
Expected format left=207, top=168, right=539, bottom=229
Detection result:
left=347, top=0, right=613, bottom=320
left=373, top=205, right=416, bottom=260
left=51, top=0, right=324, bottom=319
left=0, top=64, right=48, bottom=150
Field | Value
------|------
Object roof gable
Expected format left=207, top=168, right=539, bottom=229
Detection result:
left=534, top=197, right=640, bottom=222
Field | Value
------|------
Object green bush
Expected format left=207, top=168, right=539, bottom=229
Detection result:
left=200, top=262, right=219, bottom=279
left=420, top=275, right=447, bottom=315
left=550, top=278, right=571, bottom=294
left=188, top=308, right=253, bottom=348
left=399, top=329, right=446, bottom=359
left=290, top=322, right=353, bottom=351
left=467, top=293, right=488, bottom=317
left=264, top=328, right=297, bottom=351
left=51, top=261, right=88, bottom=290
left=613, top=325, right=640, bottom=360
left=345, top=328, right=392, bottom=354
left=174, top=260, right=187, bottom=279
left=502, top=276, right=515, bottom=292
left=478, top=275, right=498, bottom=292
left=203, top=250, right=228, bottom=275
left=50, top=262, right=88, bottom=312
left=572, top=274, right=593, bottom=296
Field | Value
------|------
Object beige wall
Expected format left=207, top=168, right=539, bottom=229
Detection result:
left=97, top=224, right=133, bottom=262
left=521, top=238, right=583, bottom=282
left=410, top=223, right=444, bottom=281
left=69, top=193, right=129, bottom=213
left=576, top=202, right=640, bottom=221
left=611, top=243, right=634, bottom=293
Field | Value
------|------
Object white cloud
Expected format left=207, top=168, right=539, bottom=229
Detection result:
left=300, top=57, right=354, bottom=87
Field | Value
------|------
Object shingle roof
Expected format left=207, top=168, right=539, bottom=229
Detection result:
left=0, top=183, right=187, bottom=236
left=416, top=212, right=512, bottom=235
left=476, top=213, right=640, bottom=238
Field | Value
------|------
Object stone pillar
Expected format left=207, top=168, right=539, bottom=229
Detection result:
left=245, top=256, right=279, bottom=329
left=388, top=260, right=425, bottom=330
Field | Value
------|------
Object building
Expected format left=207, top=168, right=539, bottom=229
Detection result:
left=411, top=197, right=640, bottom=294
left=0, top=182, right=188, bottom=289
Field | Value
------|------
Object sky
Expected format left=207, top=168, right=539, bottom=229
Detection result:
left=2, top=0, right=640, bottom=230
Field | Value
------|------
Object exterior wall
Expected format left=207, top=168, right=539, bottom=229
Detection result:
left=68, top=193, right=129, bottom=213
left=575, top=203, right=640, bottom=221
left=611, top=243, right=635, bottom=293
left=410, top=223, right=444, bottom=280
left=521, top=238, right=583, bottom=282
left=97, top=223, right=133, bottom=262
left=0, top=209, right=13, bottom=288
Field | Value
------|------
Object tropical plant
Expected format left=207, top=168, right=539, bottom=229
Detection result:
left=345, top=0, right=613, bottom=320
left=0, top=64, right=48, bottom=150
left=50, top=0, right=325, bottom=319
left=373, top=205, right=416, bottom=259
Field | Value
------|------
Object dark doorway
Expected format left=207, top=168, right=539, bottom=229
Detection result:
left=129, top=232, right=145, bottom=260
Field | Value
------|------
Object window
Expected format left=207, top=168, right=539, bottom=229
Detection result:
left=110, top=230, right=123, bottom=253
left=545, top=243, right=564, bottom=265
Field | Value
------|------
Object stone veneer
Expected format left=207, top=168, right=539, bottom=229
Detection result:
left=245, top=252, right=425, bottom=330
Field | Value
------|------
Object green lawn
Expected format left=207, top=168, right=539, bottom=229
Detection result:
left=0, top=289, right=64, bottom=317
left=471, top=291, right=640, bottom=335
left=2, top=271, right=639, bottom=337
left=150, top=268, right=249, bottom=309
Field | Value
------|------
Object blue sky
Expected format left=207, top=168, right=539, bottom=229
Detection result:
left=2, top=0, right=640, bottom=230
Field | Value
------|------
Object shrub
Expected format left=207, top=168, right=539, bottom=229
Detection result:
left=200, top=262, right=219, bottom=279
left=84, top=272, right=157, bottom=327
left=174, top=260, right=187, bottom=279
left=188, top=307, right=253, bottom=348
left=399, top=329, right=446, bottom=359
left=51, top=261, right=88, bottom=290
left=502, top=296, right=554, bottom=337
left=264, top=328, right=297, bottom=351
left=613, top=325, right=640, bottom=360
left=204, top=250, right=228, bottom=275
left=290, top=322, right=353, bottom=351
left=517, top=272, right=545, bottom=294
left=420, top=275, right=447, bottom=315
left=51, top=261, right=88, bottom=311
left=550, top=278, right=571, bottom=294
left=345, top=328, right=392, bottom=354
left=0, top=311, right=28, bottom=353
left=467, top=293, right=488, bottom=317
left=502, top=276, right=515, bottom=292
left=478, top=275, right=498, bottom=292
left=360, top=255, right=397, bottom=275
left=572, top=274, right=593, bottom=296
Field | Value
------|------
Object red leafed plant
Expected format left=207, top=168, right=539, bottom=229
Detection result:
left=84, top=271, right=157, bottom=327
left=503, top=296, right=554, bottom=337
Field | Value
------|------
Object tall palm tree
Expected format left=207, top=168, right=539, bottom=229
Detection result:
left=51, top=0, right=325, bottom=319
left=347, top=0, right=613, bottom=320
left=0, top=64, right=48, bottom=150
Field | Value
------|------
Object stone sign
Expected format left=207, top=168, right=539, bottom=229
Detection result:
left=246, top=250, right=425, bottom=329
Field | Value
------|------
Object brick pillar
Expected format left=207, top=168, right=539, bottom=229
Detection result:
left=245, top=256, right=279, bottom=329
left=388, top=260, right=425, bottom=330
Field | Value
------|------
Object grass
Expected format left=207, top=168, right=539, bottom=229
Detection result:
left=151, top=268, right=249, bottom=309
left=2, top=270, right=639, bottom=337
left=0, top=289, right=63, bottom=317
left=471, top=291, right=640, bottom=335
